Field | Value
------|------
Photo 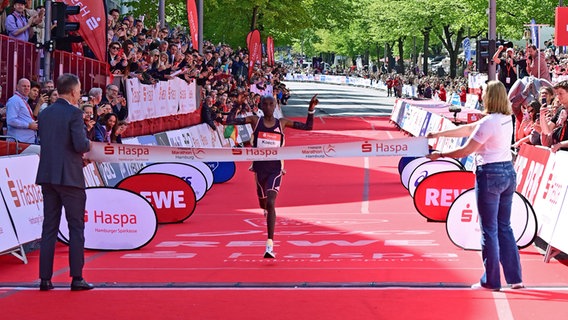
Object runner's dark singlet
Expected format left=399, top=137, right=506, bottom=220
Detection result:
left=251, top=117, right=284, bottom=172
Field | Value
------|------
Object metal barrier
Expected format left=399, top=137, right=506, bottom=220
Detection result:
left=0, top=36, right=40, bottom=103
left=0, top=34, right=109, bottom=103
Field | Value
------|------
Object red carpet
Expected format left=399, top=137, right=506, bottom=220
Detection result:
left=1, top=116, right=567, bottom=319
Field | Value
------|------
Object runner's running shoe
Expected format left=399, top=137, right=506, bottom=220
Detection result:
left=264, top=239, right=275, bottom=258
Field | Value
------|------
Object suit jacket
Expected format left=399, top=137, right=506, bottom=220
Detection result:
left=35, top=98, right=91, bottom=188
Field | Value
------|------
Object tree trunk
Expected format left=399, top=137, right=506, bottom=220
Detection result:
left=397, top=37, right=405, bottom=74
left=422, top=28, right=431, bottom=75
left=250, top=6, right=259, bottom=31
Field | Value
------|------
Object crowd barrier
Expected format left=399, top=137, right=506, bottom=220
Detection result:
left=391, top=98, right=568, bottom=261
left=0, top=34, right=110, bottom=104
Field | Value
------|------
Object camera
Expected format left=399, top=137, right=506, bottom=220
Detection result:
left=81, top=96, right=89, bottom=102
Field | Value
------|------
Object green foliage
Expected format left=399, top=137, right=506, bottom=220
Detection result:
left=122, top=0, right=560, bottom=75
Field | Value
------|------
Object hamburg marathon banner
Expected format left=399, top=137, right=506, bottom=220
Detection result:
left=186, top=0, right=199, bottom=50
left=85, top=138, right=429, bottom=163
left=60, top=0, right=108, bottom=62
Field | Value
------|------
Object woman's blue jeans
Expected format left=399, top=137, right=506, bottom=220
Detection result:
left=475, top=161, right=523, bottom=289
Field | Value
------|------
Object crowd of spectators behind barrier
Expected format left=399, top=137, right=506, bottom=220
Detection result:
left=1, top=1, right=568, bottom=151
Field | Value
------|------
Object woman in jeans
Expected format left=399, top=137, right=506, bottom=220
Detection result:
left=426, top=80, right=523, bottom=291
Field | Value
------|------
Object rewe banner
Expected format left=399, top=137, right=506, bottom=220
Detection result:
left=116, top=173, right=197, bottom=224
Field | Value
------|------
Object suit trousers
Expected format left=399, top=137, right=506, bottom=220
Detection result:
left=39, top=184, right=86, bottom=280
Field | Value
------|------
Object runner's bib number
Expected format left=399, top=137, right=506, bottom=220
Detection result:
left=257, top=132, right=281, bottom=148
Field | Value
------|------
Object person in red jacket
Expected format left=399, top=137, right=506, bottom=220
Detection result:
left=459, top=85, right=467, bottom=106
left=438, top=83, right=447, bottom=102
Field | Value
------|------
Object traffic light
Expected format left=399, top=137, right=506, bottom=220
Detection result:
left=52, top=2, right=80, bottom=40
left=476, top=39, right=490, bottom=73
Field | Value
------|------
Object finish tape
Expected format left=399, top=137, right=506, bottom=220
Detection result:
left=85, top=137, right=429, bottom=163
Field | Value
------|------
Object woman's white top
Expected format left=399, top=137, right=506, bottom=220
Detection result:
left=470, top=113, right=513, bottom=165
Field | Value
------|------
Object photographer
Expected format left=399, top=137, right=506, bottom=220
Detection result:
left=81, top=104, right=97, bottom=141
left=492, top=46, right=517, bottom=93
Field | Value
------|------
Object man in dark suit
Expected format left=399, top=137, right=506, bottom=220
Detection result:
left=36, top=73, right=94, bottom=291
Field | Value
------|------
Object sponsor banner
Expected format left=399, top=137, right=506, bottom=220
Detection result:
left=398, top=156, right=419, bottom=176
left=407, top=160, right=464, bottom=197
left=447, top=190, right=536, bottom=250
left=400, top=157, right=431, bottom=190
left=116, top=173, right=197, bottom=223
left=137, top=135, right=159, bottom=145
left=85, top=138, right=429, bottom=163
left=138, top=163, right=208, bottom=201
left=517, top=193, right=538, bottom=249
left=96, top=162, right=146, bottom=187
left=533, top=151, right=568, bottom=243
left=413, top=171, right=475, bottom=221
left=83, top=162, right=105, bottom=187
left=125, top=77, right=197, bottom=122
left=186, top=162, right=214, bottom=190
left=0, top=155, right=43, bottom=244
left=59, top=187, right=157, bottom=250
left=205, top=162, right=236, bottom=184
left=166, top=129, right=190, bottom=147
left=154, top=132, right=171, bottom=146
left=556, top=7, right=568, bottom=46
left=514, top=144, right=550, bottom=204
left=0, top=200, right=19, bottom=253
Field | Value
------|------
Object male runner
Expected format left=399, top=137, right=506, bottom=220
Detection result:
left=226, top=94, right=318, bottom=258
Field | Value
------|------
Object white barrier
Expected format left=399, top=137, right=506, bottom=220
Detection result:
left=392, top=99, right=568, bottom=260
left=125, top=77, right=198, bottom=122
left=0, top=154, right=43, bottom=263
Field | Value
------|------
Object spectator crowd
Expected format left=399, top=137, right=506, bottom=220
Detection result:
left=1, top=0, right=568, bottom=152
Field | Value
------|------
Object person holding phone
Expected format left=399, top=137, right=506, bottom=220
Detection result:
left=224, top=94, right=319, bottom=258
left=108, top=41, right=128, bottom=74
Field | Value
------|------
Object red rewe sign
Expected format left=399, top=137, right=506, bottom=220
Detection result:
left=413, top=171, right=475, bottom=221
left=116, top=173, right=196, bottom=223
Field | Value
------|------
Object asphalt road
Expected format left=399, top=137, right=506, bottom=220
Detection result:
left=281, top=81, right=397, bottom=118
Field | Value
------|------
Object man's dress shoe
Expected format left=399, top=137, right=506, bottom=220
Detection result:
left=39, top=279, right=54, bottom=291
left=70, top=279, right=94, bottom=291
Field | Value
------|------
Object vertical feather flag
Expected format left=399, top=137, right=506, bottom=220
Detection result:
left=267, top=36, right=274, bottom=66
left=186, top=0, right=199, bottom=50
left=247, top=29, right=262, bottom=79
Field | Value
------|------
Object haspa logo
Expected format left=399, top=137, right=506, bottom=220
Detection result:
left=5, top=168, right=43, bottom=209
left=232, top=149, right=242, bottom=155
left=104, top=145, right=115, bottom=155
left=116, top=173, right=197, bottom=223
left=361, top=141, right=372, bottom=153
left=413, top=171, right=475, bottom=222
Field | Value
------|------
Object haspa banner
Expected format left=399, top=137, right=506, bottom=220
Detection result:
left=186, top=0, right=199, bottom=50
left=58, top=187, right=157, bottom=250
left=116, top=173, right=197, bottom=224
left=85, top=138, right=430, bottom=163
left=447, top=190, right=536, bottom=250
left=413, top=171, right=475, bottom=222
left=0, top=155, right=43, bottom=245
left=0, top=202, right=20, bottom=253
left=267, top=36, right=274, bottom=66
left=247, top=29, right=262, bottom=79
left=60, top=0, right=108, bottom=62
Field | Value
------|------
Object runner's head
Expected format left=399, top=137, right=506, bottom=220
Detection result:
left=259, top=95, right=276, bottom=116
